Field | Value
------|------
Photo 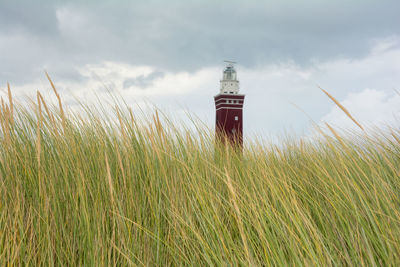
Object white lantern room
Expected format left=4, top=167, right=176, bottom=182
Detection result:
left=220, top=63, right=240, bottom=94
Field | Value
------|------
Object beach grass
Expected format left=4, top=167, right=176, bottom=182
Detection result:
left=1, top=82, right=400, bottom=266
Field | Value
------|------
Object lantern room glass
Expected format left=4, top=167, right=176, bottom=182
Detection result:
left=223, top=66, right=237, bottom=80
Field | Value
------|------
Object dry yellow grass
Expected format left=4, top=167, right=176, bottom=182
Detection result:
left=0, top=81, right=399, bottom=265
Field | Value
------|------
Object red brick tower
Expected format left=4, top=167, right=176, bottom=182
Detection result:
left=214, top=61, right=245, bottom=146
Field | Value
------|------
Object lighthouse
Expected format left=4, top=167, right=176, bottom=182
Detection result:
left=214, top=61, right=245, bottom=146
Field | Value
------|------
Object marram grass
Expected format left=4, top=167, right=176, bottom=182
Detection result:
left=1, top=84, right=400, bottom=266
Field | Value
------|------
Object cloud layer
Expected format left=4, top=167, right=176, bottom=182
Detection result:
left=1, top=0, right=400, bottom=82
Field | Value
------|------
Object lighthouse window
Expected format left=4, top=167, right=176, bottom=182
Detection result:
left=235, top=116, right=238, bottom=121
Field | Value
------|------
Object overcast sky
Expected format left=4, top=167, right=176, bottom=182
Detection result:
left=1, top=0, right=400, bottom=138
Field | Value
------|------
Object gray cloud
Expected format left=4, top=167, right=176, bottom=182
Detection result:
left=1, top=0, right=400, bottom=85
left=123, top=71, right=164, bottom=89
left=0, top=1, right=59, bottom=36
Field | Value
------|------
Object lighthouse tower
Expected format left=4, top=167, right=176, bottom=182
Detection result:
left=214, top=62, right=245, bottom=146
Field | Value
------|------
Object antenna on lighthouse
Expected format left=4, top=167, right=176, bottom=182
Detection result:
left=224, top=60, right=236, bottom=67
